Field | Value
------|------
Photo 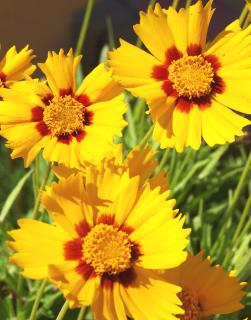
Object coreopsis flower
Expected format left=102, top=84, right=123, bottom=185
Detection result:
left=163, top=252, right=245, bottom=319
left=0, top=45, right=35, bottom=89
left=0, top=49, right=126, bottom=168
left=54, top=144, right=168, bottom=192
left=109, top=1, right=251, bottom=152
left=8, top=161, right=190, bottom=319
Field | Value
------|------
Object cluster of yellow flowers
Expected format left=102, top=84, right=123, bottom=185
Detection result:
left=0, top=1, right=250, bottom=319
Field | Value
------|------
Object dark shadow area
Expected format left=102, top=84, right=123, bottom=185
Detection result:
left=0, top=0, right=243, bottom=74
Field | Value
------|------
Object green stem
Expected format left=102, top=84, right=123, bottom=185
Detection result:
left=185, top=0, right=192, bottom=8
left=225, top=152, right=251, bottom=220
left=156, top=149, right=169, bottom=175
left=168, top=149, right=177, bottom=183
left=172, top=0, right=180, bottom=9
left=243, top=11, right=250, bottom=29
left=222, top=194, right=251, bottom=268
left=211, top=152, right=251, bottom=256
left=76, top=307, right=87, bottom=320
left=133, top=99, right=146, bottom=123
left=106, top=16, right=115, bottom=49
left=75, top=0, right=95, bottom=55
left=6, top=297, right=15, bottom=318
left=232, top=193, right=251, bottom=244
left=170, top=149, right=192, bottom=189
left=31, top=163, right=52, bottom=220
left=235, top=195, right=251, bottom=246
left=139, top=125, right=154, bottom=148
left=16, top=275, right=24, bottom=316
left=126, top=104, right=137, bottom=147
left=29, top=280, right=47, bottom=320
left=239, top=4, right=249, bottom=27
left=55, top=300, right=69, bottom=320
left=236, top=208, right=251, bottom=248
left=32, top=156, right=40, bottom=198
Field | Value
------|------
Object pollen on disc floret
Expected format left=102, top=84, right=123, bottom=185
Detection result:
left=43, top=95, right=85, bottom=136
left=82, top=223, right=133, bottom=275
left=178, top=290, right=201, bottom=320
left=168, top=55, right=214, bottom=99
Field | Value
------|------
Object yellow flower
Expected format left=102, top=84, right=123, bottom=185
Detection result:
left=8, top=161, right=190, bottom=319
left=163, top=252, right=245, bottom=319
left=0, top=49, right=126, bottom=168
left=109, top=1, right=251, bottom=152
left=54, top=144, right=168, bottom=193
left=0, top=45, right=35, bottom=88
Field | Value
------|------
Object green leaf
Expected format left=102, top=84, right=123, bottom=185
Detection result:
left=198, top=145, right=228, bottom=179
left=0, top=169, right=33, bottom=224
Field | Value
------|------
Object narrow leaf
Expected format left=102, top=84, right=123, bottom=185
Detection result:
left=0, top=169, right=33, bottom=223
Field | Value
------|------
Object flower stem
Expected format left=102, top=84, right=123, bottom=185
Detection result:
left=126, top=103, right=137, bottom=147
left=16, top=275, right=24, bottom=316
left=106, top=16, right=115, bottom=49
left=239, top=4, right=249, bottom=27
left=224, top=151, right=251, bottom=221
left=55, top=300, right=69, bottom=320
left=185, top=0, right=192, bottom=8
left=172, top=0, right=180, bottom=9
left=77, top=307, right=87, bottom=320
left=222, top=193, right=251, bottom=268
left=139, top=125, right=154, bottom=148
left=29, top=280, right=47, bottom=320
left=211, top=151, right=251, bottom=256
left=31, top=163, right=52, bottom=220
left=133, top=99, right=146, bottom=123
left=232, top=193, right=251, bottom=244
left=155, top=149, right=169, bottom=175
left=75, top=0, right=95, bottom=56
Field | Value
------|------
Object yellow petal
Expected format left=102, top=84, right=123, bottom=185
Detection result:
left=134, top=4, right=174, bottom=61
left=163, top=252, right=245, bottom=317
left=1, top=123, right=49, bottom=167
left=132, top=216, right=189, bottom=269
left=0, top=45, right=35, bottom=82
left=76, top=63, right=123, bottom=103
left=109, top=39, right=159, bottom=87
left=201, top=100, right=250, bottom=146
left=42, top=173, right=94, bottom=237
left=173, top=107, right=189, bottom=152
left=120, top=266, right=182, bottom=320
left=38, top=49, right=81, bottom=96
left=8, top=219, right=70, bottom=279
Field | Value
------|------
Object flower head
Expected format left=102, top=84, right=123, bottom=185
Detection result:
left=0, top=45, right=35, bottom=88
left=163, top=252, right=245, bottom=319
left=8, top=159, right=190, bottom=319
left=54, top=144, right=168, bottom=193
left=0, top=49, right=126, bottom=168
left=109, top=1, right=251, bottom=152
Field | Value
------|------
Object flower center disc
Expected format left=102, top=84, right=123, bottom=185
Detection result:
left=168, top=55, right=214, bottom=99
left=43, top=95, right=85, bottom=136
left=82, top=223, right=132, bottom=275
left=178, top=290, right=201, bottom=320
